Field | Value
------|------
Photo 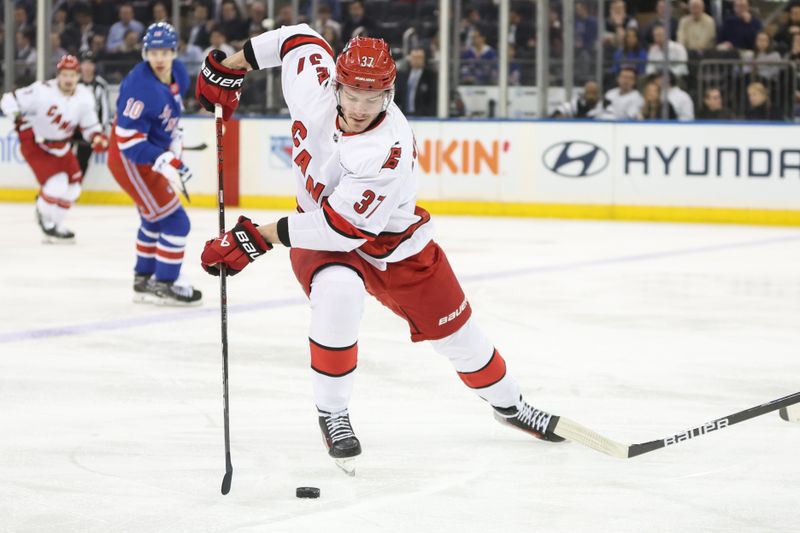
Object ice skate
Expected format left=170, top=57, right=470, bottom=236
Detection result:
left=132, top=274, right=152, bottom=303
left=36, top=205, right=75, bottom=244
left=494, top=397, right=565, bottom=443
left=318, top=408, right=361, bottom=476
left=141, top=279, right=202, bottom=306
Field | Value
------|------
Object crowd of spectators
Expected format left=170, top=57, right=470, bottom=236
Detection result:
left=2, top=0, right=799, bottom=120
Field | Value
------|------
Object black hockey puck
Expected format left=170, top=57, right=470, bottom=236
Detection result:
left=296, top=486, right=320, bottom=499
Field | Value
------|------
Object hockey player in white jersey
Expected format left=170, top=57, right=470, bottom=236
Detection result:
left=197, top=26, right=564, bottom=474
left=0, top=54, right=108, bottom=242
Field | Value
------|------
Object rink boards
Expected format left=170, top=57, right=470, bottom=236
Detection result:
left=1, top=116, right=798, bottom=226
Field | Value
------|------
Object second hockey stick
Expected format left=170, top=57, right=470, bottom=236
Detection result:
left=553, top=390, right=800, bottom=458
left=184, top=142, right=208, bottom=151
left=215, top=104, right=233, bottom=495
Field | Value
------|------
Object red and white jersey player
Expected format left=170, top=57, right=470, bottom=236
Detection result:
left=0, top=54, right=107, bottom=242
left=197, top=25, right=565, bottom=476
left=246, top=25, right=432, bottom=268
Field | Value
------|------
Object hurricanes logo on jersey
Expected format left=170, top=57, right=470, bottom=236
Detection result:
left=46, top=105, right=72, bottom=132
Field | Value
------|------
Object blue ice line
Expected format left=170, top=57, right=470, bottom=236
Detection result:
left=2, top=234, right=798, bottom=344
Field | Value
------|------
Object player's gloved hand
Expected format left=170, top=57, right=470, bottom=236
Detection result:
left=201, top=216, right=272, bottom=276
left=154, top=150, right=192, bottom=188
left=90, top=132, right=109, bottom=152
left=169, top=127, right=184, bottom=159
left=196, top=50, right=246, bottom=121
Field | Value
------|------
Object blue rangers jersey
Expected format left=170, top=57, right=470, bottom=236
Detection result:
left=113, top=59, right=189, bottom=164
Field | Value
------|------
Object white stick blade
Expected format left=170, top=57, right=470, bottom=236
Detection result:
left=779, top=403, right=800, bottom=423
left=553, top=417, right=630, bottom=458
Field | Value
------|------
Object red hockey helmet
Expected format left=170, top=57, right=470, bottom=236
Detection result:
left=57, top=54, right=80, bottom=72
left=335, top=37, right=397, bottom=91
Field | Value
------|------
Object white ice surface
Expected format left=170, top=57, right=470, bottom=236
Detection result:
left=1, top=203, right=799, bottom=533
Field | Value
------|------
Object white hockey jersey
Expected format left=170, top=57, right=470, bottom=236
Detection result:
left=0, top=80, right=101, bottom=157
left=246, top=24, right=433, bottom=268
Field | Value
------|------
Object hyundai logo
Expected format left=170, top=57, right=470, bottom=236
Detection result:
left=542, top=141, right=609, bottom=177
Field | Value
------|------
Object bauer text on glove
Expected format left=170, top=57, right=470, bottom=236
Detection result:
left=200, top=215, right=272, bottom=276
left=195, top=50, right=246, bottom=121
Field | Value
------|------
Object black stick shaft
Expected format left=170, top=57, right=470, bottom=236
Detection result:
left=628, top=391, right=800, bottom=458
left=215, top=105, right=233, bottom=495
left=555, top=391, right=800, bottom=459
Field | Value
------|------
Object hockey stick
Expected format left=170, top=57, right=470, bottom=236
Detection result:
left=553, top=391, right=800, bottom=459
left=183, top=142, right=208, bottom=151
left=215, top=104, right=233, bottom=495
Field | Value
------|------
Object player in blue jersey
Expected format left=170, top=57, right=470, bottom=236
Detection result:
left=108, top=22, right=202, bottom=305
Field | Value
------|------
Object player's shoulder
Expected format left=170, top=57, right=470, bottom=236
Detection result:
left=121, top=62, right=156, bottom=90
left=339, top=106, right=413, bottom=176
left=119, top=63, right=162, bottom=102
left=74, top=83, right=93, bottom=99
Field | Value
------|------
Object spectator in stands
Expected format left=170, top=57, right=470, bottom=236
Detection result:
left=151, top=1, right=170, bottom=24
left=50, top=32, right=68, bottom=65
left=774, top=2, right=800, bottom=54
left=210, top=0, right=244, bottom=21
left=14, top=4, right=33, bottom=34
left=188, top=2, right=214, bottom=50
left=697, top=87, right=735, bottom=119
left=89, top=32, right=109, bottom=64
left=395, top=47, right=437, bottom=117
left=641, top=0, right=677, bottom=47
left=604, top=67, right=644, bottom=119
left=639, top=80, right=677, bottom=119
left=552, top=80, right=606, bottom=118
left=429, top=31, right=441, bottom=64
left=15, top=29, right=37, bottom=77
left=646, top=24, right=688, bottom=79
left=342, top=0, right=377, bottom=41
left=647, top=71, right=694, bottom=120
left=52, top=6, right=69, bottom=37
left=718, top=0, right=762, bottom=51
left=321, top=26, right=343, bottom=56
left=178, top=34, right=204, bottom=77
left=219, top=0, right=248, bottom=48
left=612, top=28, right=647, bottom=74
left=509, top=8, right=534, bottom=51
left=787, top=32, right=800, bottom=61
left=677, top=0, right=716, bottom=52
left=548, top=5, right=564, bottom=58
left=460, top=28, right=498, bottom=85
left=275, top=4, right=296, bottom=28
left=605, top=0, right=638, bottom=45
left=245, top=1, right=268, bottom=36
left=461, top=7, right=486, bottom=50
left=748, top=31, right=782, bottom=82
left=575, top=1, right=598, bottom=52
left=314, top=3, right=342, bottom=41
left=204, top=27, right=235, bottom=57
left=61, top=3, right=103, bottom=55
left=744, top=81, right=782, bottom=120
left=89, top=0, right=118, bottom=29
left=106, top=4, right=144, bottom=53
left=109, top=29, right=142, bottom=72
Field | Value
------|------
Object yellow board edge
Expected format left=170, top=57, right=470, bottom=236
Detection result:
left=2, top=189, right=799, bottom=226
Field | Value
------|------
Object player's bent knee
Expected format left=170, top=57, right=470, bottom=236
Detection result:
left=309, top=266, right=366, bottom=344
left=311, top=266, right=365, bottom=307
left=41, top=172, right=69, bottom=198
left=429, top=318, right=494, bottom=368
